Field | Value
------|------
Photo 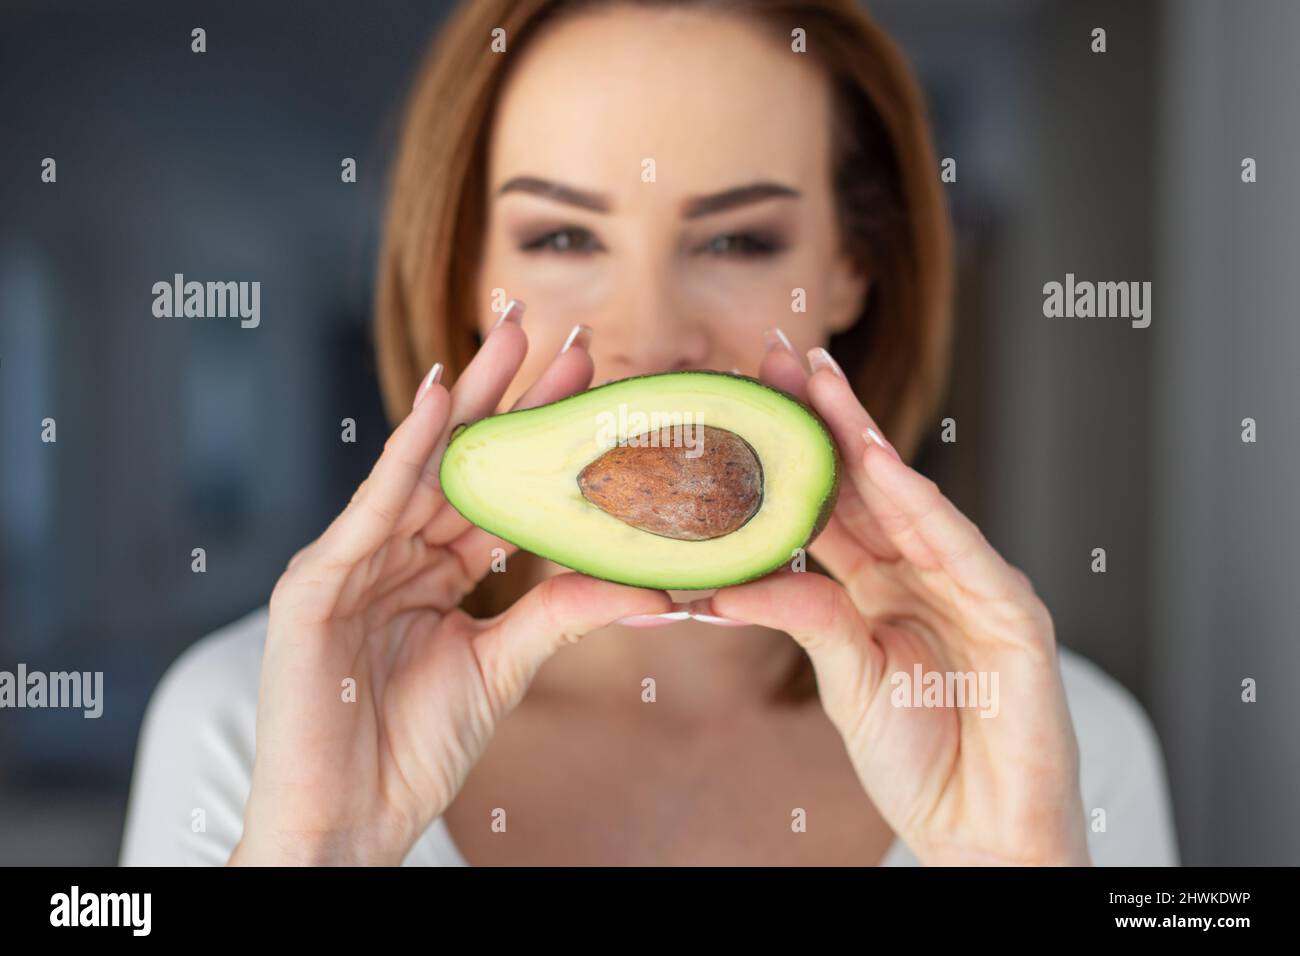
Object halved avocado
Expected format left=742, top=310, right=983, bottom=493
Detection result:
left=439, top=370, right=839, bottom=590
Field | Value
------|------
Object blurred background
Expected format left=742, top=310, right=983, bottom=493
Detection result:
left=1, top=0, right=1296, bottom=865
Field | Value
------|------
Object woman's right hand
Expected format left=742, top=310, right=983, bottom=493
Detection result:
left=228, top=304, right=674, bottom=865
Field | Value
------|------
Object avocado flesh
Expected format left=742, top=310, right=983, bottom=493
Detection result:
left=439, top=371, right=838, bottom=590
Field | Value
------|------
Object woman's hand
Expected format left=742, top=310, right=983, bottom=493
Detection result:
left=229, top=306, right=673, bottom=866
left=691, top=338, right=1090, bottom=866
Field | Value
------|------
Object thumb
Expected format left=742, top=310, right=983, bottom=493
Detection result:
left=473, top=572, right=673, bottom=712
left=706, top=571, right=885, bottom=728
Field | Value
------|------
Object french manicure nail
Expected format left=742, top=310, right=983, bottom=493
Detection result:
left=807, top=347, right=845, bottom=379
left=763, top=327, right=798, bottom=356
left=492, top=298, right=527, bottom=330
left=412, top=361, right=444, bottom=409
left=616, top=611, right=691, bottom=628
left=863, top=426, right=901, bottom=461
left=681, top=598, right=748, bottom=626
left=689, top=612, right=750, bottom=627
left=560, top=323, right=593, bottom=355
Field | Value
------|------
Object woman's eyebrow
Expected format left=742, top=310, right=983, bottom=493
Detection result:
left=496, top=176, right=610, bottom=212
left=495, top=176, right=801, bottom=217
left=682, top=182, right=801, bottom=218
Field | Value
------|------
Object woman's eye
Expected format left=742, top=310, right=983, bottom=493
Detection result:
left=519, top=227, right=602, bottom=255
left=699, top=233, right=782, bottom=258
left=518, top=228, right=782, bottom=258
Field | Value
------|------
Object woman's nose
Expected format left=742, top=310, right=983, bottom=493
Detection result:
left=595, top=290, right=713, bottom=379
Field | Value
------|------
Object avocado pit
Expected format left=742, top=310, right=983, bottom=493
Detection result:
left=577, top=425, right=763, bottom=541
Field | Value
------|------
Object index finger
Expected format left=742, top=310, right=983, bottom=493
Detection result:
left=861, top=443, right=1029, bottom=605
left=410, top=318, right=596, bottom=551
left=312, top=374, right=453, bottom=575
left=759, top=341, right=901, bottom=563
left=393, top=301, right=533, bottom=539
left=800, top=353, right=1023, bottom=602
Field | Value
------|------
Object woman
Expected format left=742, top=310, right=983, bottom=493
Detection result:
left=120, top=0, right=1178, bottom=866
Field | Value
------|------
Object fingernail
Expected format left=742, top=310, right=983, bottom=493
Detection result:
left=863, top=426, right=901, bottom=461
left=492, top=298, right=527, bottom=330
left=689, top=612, right=749, bottom=627
left=807, top=347, right=845, bottom=379
left=559, top=323, right=593, bottom=355
left=763, top=327, right=797, bottom=356
left=412, top=362, right=444, bottom=410
left=616, top=611, right=691, bottom=628
left=682, top=598, right=748, bottom=626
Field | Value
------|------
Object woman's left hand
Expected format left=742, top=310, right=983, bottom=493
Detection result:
left=692, top=340, right=1091, bottom=866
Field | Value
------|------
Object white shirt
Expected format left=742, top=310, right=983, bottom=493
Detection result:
left=119, top=606, right=1180, bottom=866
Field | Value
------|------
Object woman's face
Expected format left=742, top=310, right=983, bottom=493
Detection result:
left=477, top=6, right=869, bottom=407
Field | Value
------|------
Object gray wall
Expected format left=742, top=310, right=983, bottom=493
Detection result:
left=1149, top=0, right=1300, bottom=866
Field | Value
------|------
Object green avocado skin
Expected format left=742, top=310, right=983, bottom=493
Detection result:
left=439, top=370, right=841, bottom=590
